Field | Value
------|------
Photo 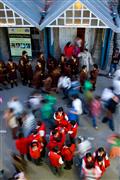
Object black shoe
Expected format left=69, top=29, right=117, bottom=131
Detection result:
left=11, top=83, right=13, bottom=88
left=62, top=96, right=67, bottom=99
left=64, top=167, right=71, bottom=170
left=15, top=82, right=18, bottom=86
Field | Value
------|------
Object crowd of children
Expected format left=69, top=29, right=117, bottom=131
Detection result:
left=0, top=48, right=99, bottom=92
left=1, top=46, right=118, bottom=179
left=3, top=96, right=111, bottom=179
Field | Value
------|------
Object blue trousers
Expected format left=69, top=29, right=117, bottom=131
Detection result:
left=92, top=116, right=97, bottom=127
left=109, top=63, right=117, bottom=74
left=108, top=118, right=114, bottom=131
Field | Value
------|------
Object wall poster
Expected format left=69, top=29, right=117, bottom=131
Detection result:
left=8, top=28, right=32, bottom=57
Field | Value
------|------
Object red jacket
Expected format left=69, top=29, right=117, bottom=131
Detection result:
left=61, top=144, right=76, bottom=161
left=36, top=123, right=46, bottom=138
left=69, top=123, right=78, bottom=138
left=47, top=131, right=66, bottom=150
left=15, top=137, right=29, bottom=155
left=47, top=139, right=58, bottom=151
left=48, top=151, right=63, bottom=168
left=64, top=45, right=74, bottom=59
left=54, top=112, right=68, bottom=126
left=28, top=133, right=42, bottom=143
left=93, top=151, right=110, bottom=168
left=82, top=156, right=95, bottom=174
left=29, top=141, right=43, bottom=159
left=95, top=161, right=106, bottom=175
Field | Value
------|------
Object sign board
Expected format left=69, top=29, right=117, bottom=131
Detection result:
left=9, top=38, right=32, bottom=56
left=8, top=28, right=32, bottom=57
left=8, top=28, right=30, bottom=35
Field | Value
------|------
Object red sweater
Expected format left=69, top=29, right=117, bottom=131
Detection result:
left=69, top=123, right=78, bottom=138
left=61, top=144, right=76, bottom=161
left=64, top=45, right=74, bottom=59
left=15, top=137, right=29, bottom=155
left=48, top=151, right=63, bottom=168
left=29, top=142, right=43, bottom=159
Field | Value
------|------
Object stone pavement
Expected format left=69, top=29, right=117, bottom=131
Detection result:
left=0, top=71, right=119, bottom=180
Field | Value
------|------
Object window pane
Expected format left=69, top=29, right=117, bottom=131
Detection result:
left=16, top=19, right=22, bottom=25
left=75, top=11, right=81, bottom=17
left=0, top=11, right=5, bottom=17
left=0, top=18, right=6, bottom=24
left=0, top=3, right=4, bottom=9
left=60, top=13, right=64, bottom=17
left=15, top=13, right=19, bottom=17
left=83, top=5, right=87, bottom=9
left=82, top=19, right=89, bottom=24
left=74, top=19, right=81, bottom=24
left=99, top=21, right=105, bottom=26
left=8, top=19, right=14, bottom=24
left=66, top=11, right=73, bottom=17
left=5, top=6, right=9, bottom=9
left=23, top=20, right=30, bottom=25
left=83, top=11, right=90, bottom=17
left=58, top=19, right=64, bottom=25
left=91, top=19, right=98, bottom=26
left=91, top=13, right=96, bottom=18
left=7, top=11, right=13, bottom=17
left=66, top=19, right=72, bottom=24
left=50, top=20, right=56, bottom=25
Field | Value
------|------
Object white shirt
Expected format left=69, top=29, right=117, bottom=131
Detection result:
left=72, top=98, right=83, bottom=115
left=101, top=88, right=114, bottom=102
left=59, top=157, right=64, bottom=165
left=113, top=79, right=120, bottom=95
left=7, top=100, right=23, bottom=115
left=78, top=51, right=93, bottom=71
left=29, top=96, right=42, bottom=109
left=58, top=76, right=71, bottom=89
left=77, top=140, right=92, bottom=158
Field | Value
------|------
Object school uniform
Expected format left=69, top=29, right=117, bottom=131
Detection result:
left=61, top=144, right=76, bottom=169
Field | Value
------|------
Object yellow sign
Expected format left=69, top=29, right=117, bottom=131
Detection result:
left=8, top=28, right=30, bottom=34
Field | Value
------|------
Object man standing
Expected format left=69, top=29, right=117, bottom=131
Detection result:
left=108, top=48, right=120, bottom=77
left=6, top=59, right=18, bottom=88
left=78, top=49, right=93, bottom=72
left=19, top=51, right=29, bottom=66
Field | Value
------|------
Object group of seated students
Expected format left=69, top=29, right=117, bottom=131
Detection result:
left=14, top=106, right=110, bottom=178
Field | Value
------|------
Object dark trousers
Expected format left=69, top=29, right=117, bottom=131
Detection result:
left=70, top=136, right=75, bottom=144
left=32, top=158, right=42, bottom=165
left=52, top=166, right=62, bottom=175
left=64, top=160, right=73, bottom=169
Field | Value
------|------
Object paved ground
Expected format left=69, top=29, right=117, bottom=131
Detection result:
left=0, top=70, right=120, bottom=180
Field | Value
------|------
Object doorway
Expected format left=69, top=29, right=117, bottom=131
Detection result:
left=77, top=28, right=85, bottom=52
